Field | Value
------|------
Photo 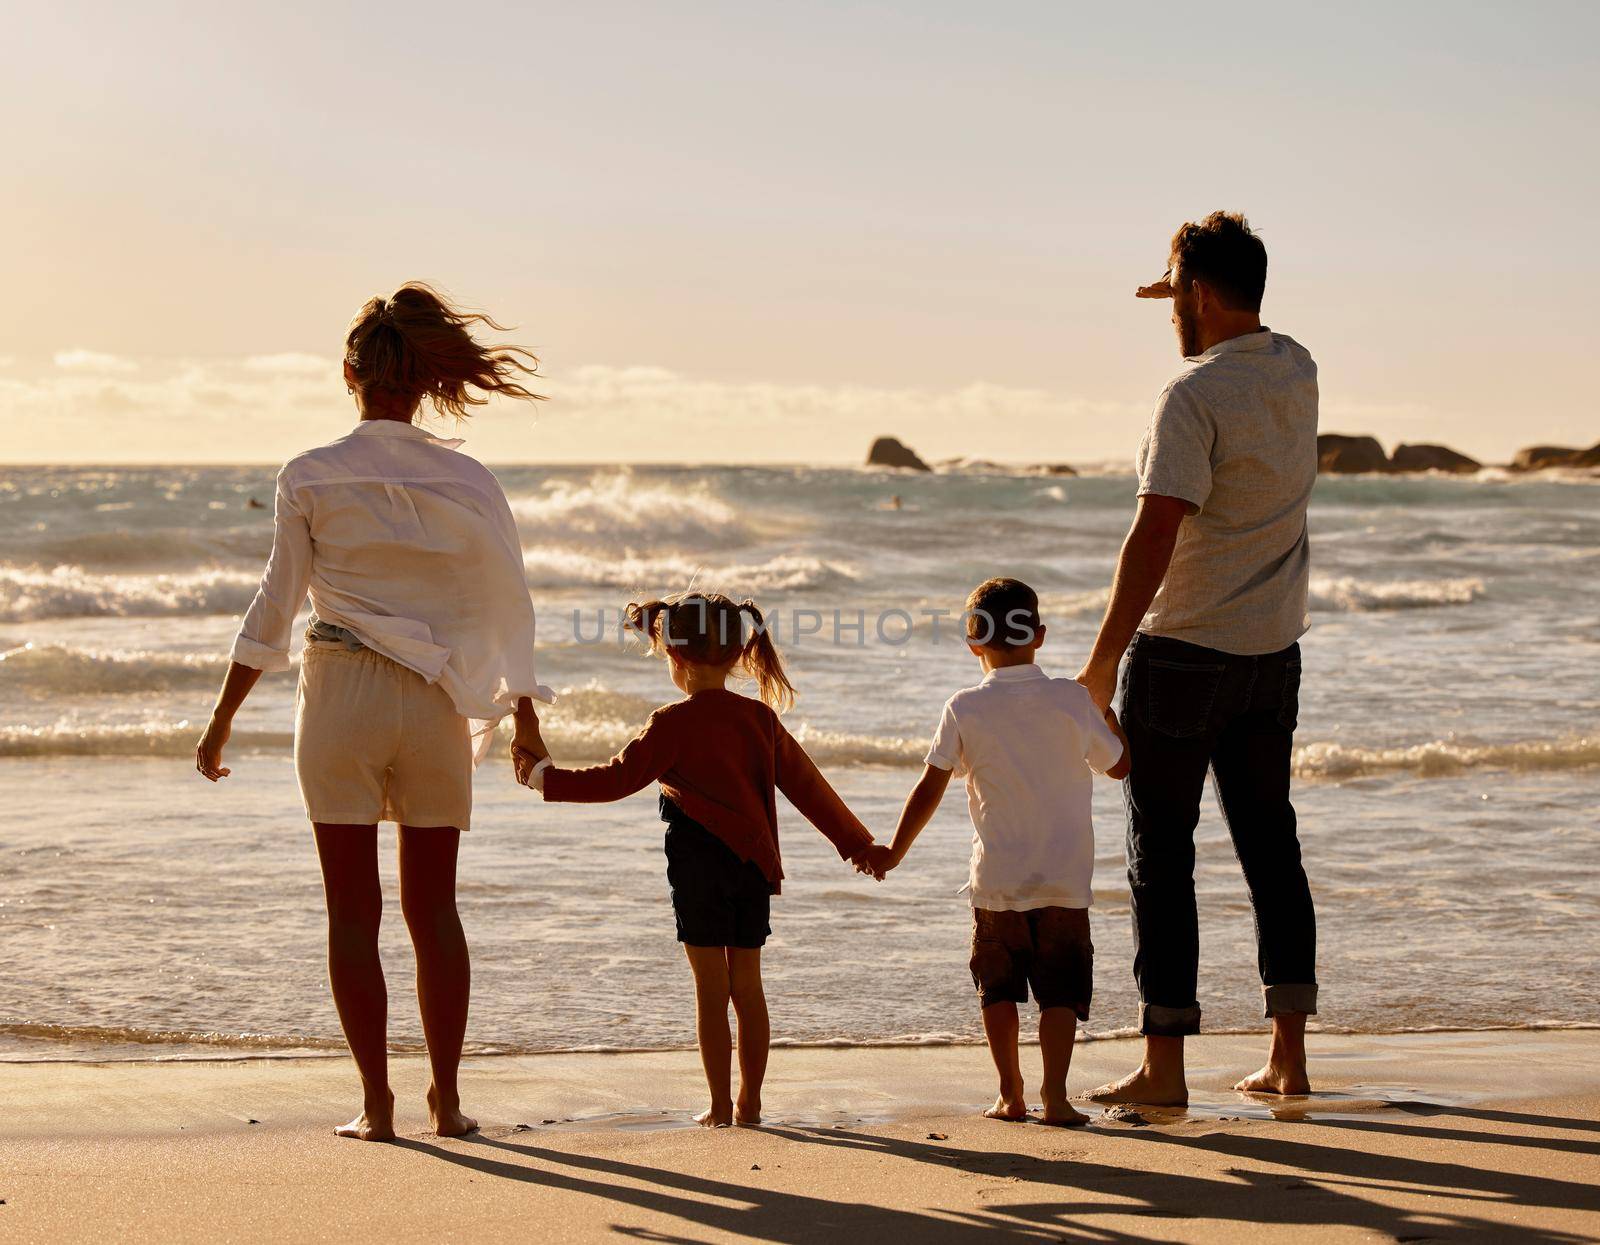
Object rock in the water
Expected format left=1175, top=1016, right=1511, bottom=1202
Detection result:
left=867, top=436, right=932, bottom=472
left=1317, top=434, right=1391, bottom=474
left=1569, top=441, right=1600, bottom=468
left=1040, top=463, right=1078, bottom=476
left=1389, top=443, right=1481, bottom=474
left=1512, top=445, right=1581, bottom=470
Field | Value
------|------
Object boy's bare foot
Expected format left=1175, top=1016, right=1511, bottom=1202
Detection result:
left=1039, top=1100, right=1091, bottom=1128
left=734, top=1094, right=762, bottom=1126
left=1083, top=1067, right=1188, bottom=1107
left=427, top=1085, right=478, bottom=1137
left=695, top=1103, right=734, bottom=1128
left=335, top=1090, right=396, bottom=1141
left=983, top=1093, right=1030, bottom=1121
left=1235, top=1063, right=1311, bottom=1096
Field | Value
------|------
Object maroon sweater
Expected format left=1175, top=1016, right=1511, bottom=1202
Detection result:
left=540, top=689, right=872, bottom=892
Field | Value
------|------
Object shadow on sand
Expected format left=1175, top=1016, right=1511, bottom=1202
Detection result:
left=391, top=1102, right=1600, bottom=1243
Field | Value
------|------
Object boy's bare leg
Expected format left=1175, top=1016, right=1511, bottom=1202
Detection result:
left=1084, top=1034, right=1189, bottom=1106
left=399, top=825, right=476, bottom=1137
left=980, top=1002, right=1029, bottom=1119
left=1038, top=1008, right=1088, bottom=1126
left=313, top=824, right=396, bottom=1141
left=726, top=948, right=769, bottom=1125
left=684, top=945, right=734, bottom=1127
left=1235, top=1012, right=1311, bottom=1094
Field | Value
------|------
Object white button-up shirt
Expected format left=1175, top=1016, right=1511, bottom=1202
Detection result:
left=926, top=663, right=1123, bottom=912
left=231, top=420, right=554, bottom=758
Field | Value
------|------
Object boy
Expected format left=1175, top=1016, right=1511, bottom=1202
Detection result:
left=864, top=577, right=1128, bottom=1126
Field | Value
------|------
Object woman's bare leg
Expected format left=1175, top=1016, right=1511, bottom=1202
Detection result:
left=726, top=948, right=769, bottom=1125
left=313, top=823, right=394, bottom=1141
left=398, top=825, right=475, bottom=1137
left=683, top=945, right=734, bottom=1127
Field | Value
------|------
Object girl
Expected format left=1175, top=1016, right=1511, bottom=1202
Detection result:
left=515, top=592, right=879, bottom=1127
left=195, top=282, right=555, bottom=1141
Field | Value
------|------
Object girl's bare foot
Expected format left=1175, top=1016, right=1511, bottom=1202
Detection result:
left=1083, top=1067, right=1188, bottom=1107
left=734, top=1093, right=762, bottom=1126
left=427, top=1085, right=478, bottom=1137
left=983, top=1093, right=1030, bottom=1121
left=695, top=1103, right=734, bottom=1128
left=335, top=1090, right=396, bottom=1141
left=1235, top=1063, right=1310, bottom=1095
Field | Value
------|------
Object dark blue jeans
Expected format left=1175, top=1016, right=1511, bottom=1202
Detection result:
left=1120, top=632, right=1318, bottom=1037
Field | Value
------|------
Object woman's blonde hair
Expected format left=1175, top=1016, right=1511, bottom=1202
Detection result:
left=344, top=281, right=545, bottom=419
left=625, top=591, right=796, bottom=712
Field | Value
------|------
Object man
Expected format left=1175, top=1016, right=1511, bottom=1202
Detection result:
left=1076, top=211, right=1319, bottom=1105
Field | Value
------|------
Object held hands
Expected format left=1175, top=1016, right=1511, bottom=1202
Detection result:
left=195, top=716, right=232, bottom=782
left=1074, top=659, right=1118, bottom=713
left=852, top=843, right=897, bottom=882
left=510, top=701, right=550, bottom=787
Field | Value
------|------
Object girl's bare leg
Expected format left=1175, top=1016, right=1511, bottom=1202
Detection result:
left=313, top=824, right=394, bottom=1141
left=683, top=945, right=734, bottom=1126
left=726, top=948, right=769, bottom=1125
left=399, top=825, right=476, bottom=1137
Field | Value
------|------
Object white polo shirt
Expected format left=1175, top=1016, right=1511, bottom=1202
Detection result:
left=926, top=663, right=1123, bottom=912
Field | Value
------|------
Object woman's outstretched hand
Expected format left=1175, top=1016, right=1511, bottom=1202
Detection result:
left=195, top=716, right=232, bottom=781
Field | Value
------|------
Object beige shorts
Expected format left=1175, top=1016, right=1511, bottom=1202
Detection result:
left=295, top=640, right=472, bottom=830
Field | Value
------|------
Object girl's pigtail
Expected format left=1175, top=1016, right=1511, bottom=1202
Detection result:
left=739, top=599, right=796, bottom=712
left=625, top=599, right=669, bottom=654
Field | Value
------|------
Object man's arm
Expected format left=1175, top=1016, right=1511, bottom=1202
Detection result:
left=1075, top=493, right=1192, bottom=710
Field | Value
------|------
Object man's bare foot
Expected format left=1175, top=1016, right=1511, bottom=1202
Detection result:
left=983, top=1093, right=1030, bottom=1121
left=335, top=1090, right=395, bottom=1141
left=1235, top=1063, right=1310, bottom=1096
left=734, top=1094, right=762, bottom=1126
left=695, top=1103, right=734, bottom=1128
left=1039, top=1099, right=1090, bottom=1128
left=1083, top=1067, right=1188, bottom=1107
left=427, top=1085, right=478, bottom=1137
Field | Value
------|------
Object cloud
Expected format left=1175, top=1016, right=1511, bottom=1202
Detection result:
left=241, top=353, right=335, bottom=375
left=52, top=349, right=140, bottom=373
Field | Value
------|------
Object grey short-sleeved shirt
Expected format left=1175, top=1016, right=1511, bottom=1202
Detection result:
left=1136, top=329, right=1318, bottom=656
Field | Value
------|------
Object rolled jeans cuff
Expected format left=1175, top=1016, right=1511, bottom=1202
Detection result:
left=1263, top=983, right=1318, bottom=1017
left=1140, top=1002, right=1202, bottom=1037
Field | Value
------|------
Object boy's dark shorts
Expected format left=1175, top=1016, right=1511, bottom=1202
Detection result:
left=969, top=905, right=1092, bottom=1019
left=662, top=797, right=771, bottom=949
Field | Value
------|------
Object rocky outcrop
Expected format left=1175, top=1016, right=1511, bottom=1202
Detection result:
left=867, top=436, right=932, bottom=472
left=1039, top=463, right=1079, bottom=476
left=1512, top=445, right=1581, bottom=471
left=1512, top=442, right=1600, bottom=471
left=1317, top=434, right=1391, bottom=474
left=1389, top=443, right=1482, bottom=474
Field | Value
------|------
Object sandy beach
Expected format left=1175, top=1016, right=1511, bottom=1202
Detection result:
left=5, top=1029, right=1599, bottom=1242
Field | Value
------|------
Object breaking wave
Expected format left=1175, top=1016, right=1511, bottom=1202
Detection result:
left=1309, top=575, right=1486, bottom=611
left=0, top=566, right=261, bottom=622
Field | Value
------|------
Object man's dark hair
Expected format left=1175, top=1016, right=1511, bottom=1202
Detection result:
left=965, top=577, right=1041, bottom=650
left=1170, top=211, right=1267, bottom=312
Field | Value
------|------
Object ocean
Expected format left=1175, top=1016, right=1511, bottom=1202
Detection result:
left=2, top=462, right=1597, bottom=1062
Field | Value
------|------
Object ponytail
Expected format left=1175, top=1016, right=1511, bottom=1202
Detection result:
left=738, top=599, right=796, bottom=712
left=345, top=281, right=546, bottom=420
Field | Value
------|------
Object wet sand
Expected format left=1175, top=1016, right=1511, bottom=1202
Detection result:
left=3, top=1030, right=1599, bottom=1242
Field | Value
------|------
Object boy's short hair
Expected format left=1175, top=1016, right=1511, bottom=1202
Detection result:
left=965, top=577, right=1042, bottom=650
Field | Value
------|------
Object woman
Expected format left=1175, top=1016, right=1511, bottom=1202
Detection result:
left=195, top=283, right=553, bottom=1141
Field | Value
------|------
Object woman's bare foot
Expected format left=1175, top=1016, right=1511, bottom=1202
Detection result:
left=335, top=1090, right=396, bottom=1141
left=1235, top=1063, right=1310, bottom=1095
left=695, top=1102, right=735, bottom=1128
left=1083, top=1067, right=1188, bottom=1107
left=427, top=1085, right=478, bottom=1137
left=983, top=1093, right=1030, bottom=1121
left=734, top=1093, right=762, bottom=1126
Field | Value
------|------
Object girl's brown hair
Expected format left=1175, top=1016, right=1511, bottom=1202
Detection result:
left=625, top=591, right=796, bottom=712
left=344, top=281, right=546, bottom=419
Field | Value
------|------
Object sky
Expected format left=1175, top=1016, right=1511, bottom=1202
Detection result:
left=3, top=0, right=1597, bottom=465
